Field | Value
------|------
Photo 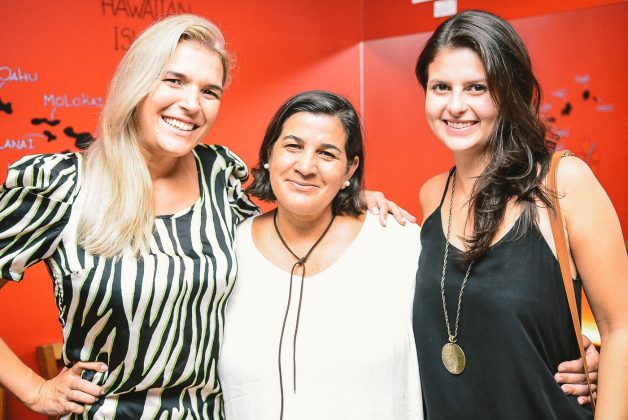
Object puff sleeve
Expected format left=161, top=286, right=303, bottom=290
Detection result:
left=0, top=153, right=80, bottom=281
left=212, top=145, right=260, bottom=223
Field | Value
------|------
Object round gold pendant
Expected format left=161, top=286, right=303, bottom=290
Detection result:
left=442, top=342, right=465, bottom=375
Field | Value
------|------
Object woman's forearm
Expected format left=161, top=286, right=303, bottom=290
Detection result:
left=595, top=328, right=628, bottom=419
left=0, top=337, right=46, bottom=408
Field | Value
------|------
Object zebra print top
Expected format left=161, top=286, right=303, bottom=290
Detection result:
left=0, top=144, right=259, bottom=419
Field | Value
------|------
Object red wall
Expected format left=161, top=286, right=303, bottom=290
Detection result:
left=363, top=0, right=627, bottom=40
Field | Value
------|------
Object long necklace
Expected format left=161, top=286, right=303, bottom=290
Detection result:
left=440, top=170, right=475, bottom=375
left=273, top=209, right=336, bottom=420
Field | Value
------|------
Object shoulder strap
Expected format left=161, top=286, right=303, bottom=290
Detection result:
left=547, top=150, right=596, bottom=412
left=438, top=167, right=456, bottom=207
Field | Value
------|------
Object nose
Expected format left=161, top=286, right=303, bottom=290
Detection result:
left=447, top=89, right=467, bottom=115
left=293, top=150, right=317, bottom=176
left=179, top=87, right=201, bottom=113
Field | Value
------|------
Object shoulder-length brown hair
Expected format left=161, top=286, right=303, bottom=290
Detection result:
left=247, top=90, right=365, bottom=216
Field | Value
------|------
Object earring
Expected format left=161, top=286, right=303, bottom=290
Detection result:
left=263, top=163, right=270, bottom=169
left=344, top=180, right=350, bottom=188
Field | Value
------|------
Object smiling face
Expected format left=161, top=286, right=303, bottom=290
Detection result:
left=425, top=47, right=498, bottom=157
left=268, top=112, right=359, bottom=218
left=136, top=40, right=224, bottom=161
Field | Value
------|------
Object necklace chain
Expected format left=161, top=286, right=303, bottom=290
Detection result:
left=440, top=170, right=474, bottom=342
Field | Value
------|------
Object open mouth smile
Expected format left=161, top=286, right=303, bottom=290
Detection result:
left=163, top=116, right=198, bottom=131
left=445, top=120, right=477, bottom=129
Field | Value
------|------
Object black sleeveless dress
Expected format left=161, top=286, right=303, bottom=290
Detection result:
left=413, top=171, right=593, bottom=419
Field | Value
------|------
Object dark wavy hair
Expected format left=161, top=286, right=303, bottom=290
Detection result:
left=415, top=10, right=555, bottom=261
left=247, top=90, right=365, bottom=216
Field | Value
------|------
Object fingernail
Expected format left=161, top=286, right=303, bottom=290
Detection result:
left=370, top=207, right=379, bottom=215
left=100, top=387, right=105, bottom=395
left=561, top=385, right=570, bottom=394
left=100, top=364, right=108, bottom=372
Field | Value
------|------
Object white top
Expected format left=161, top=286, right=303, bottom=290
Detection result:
left=219, top=212, right=423, bottom=420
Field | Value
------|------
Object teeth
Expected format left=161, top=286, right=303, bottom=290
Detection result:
left=447, top=121, right=473, bottom=129
left=163, top=117, right=195, bottom=131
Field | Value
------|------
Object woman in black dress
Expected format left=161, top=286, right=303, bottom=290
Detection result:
left=413, top=10, right=627, bottom=419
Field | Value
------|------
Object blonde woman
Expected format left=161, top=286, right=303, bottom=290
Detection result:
left=0, top=15, right=257, bottom=418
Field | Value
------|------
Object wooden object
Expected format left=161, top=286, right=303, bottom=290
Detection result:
left=0, top=385, right=6, bottom=420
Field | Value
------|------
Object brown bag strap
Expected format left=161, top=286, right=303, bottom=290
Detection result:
left=547, top=150, right=596, bottom=412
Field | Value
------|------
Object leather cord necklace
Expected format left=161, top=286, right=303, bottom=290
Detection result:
left=441, top=169, right=475, bottom=375
left=273, top=209, right=336, bottom=419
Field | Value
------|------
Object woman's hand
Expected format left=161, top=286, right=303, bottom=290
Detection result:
left=27, top=361, right=106, bottom=415
left=363, top=190, right=417, bottom=226
left=554, top=334, right=599, bottom=405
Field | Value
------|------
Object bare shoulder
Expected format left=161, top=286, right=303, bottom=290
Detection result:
left=555, top=154, right=596, bottom=187
left=419, top=171, right=450, bottom=221
left=551, top=154, right=622, bottom=249
left=549, top=156, right=628, bottom=341
left=553, top=155, right=605, bottom=208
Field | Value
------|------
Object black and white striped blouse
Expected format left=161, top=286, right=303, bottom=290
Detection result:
left=0, top=144, right=259, bottom=419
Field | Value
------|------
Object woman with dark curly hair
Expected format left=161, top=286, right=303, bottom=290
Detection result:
left=412, top=10, right=627, bottom=419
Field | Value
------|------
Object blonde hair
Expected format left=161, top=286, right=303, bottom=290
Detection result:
left=78, top=14, right=230, bottom=257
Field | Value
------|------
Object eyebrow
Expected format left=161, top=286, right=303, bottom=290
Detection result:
left=428, top=78, right=488, bottom=84
left=164, top=71, right=224, bottom=93
left=283, top=135, right=342, bottom=152
left=465, top=79, right=487, bottom=85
